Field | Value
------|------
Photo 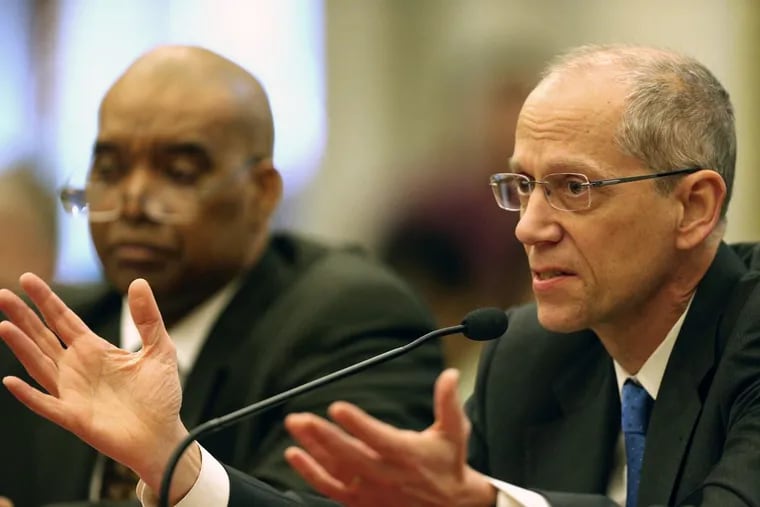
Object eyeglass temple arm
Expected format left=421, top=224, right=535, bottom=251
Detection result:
left=583, top=167, right=701, bottom=189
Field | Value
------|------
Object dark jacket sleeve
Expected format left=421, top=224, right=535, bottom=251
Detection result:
left=218, top=249, right=443, bottom=496
left=226, top=466, right=339, bottom=506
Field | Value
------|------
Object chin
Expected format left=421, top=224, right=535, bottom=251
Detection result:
left=106, top=268, right=177, bottom=298
left=535, top=302, right=588, bottom=334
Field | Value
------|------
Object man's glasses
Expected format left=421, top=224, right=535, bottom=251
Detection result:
left=59, top=156, right=262, bottom=224
left=489, top=167, right=701, bottom=212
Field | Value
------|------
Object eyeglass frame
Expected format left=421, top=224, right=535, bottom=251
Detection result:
left=489, top=167, right=702, bottom=212
left=59, top=155, right=265, bottom=224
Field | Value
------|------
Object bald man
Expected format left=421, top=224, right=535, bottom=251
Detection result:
left=0, top=45, right=442, bottom=506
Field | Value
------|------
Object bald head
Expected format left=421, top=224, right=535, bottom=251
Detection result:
left=103, top=45, right=274, bottom=156
left=88, top=45, right=285, bottom=317
left=534, top=44, right=735, bottom=216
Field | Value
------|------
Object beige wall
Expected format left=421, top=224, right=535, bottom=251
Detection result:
left=727, top=0, right=760, bottom=241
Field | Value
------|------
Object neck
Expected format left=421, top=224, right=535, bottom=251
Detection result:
left=596, top=292, right=691, bottom=375
left=152, top=233, right=270, bottom=329
left=594, top=247, right=716, bottom=374
left=155, top=279, right=230, bottom=329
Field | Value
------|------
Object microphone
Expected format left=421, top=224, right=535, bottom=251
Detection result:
left=158, top=307, right=508, bottom=506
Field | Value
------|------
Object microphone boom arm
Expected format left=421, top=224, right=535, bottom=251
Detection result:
left=158, top=323, right=465, bottom=506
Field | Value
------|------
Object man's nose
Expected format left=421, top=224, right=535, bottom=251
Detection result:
left=120, top=168, right=153, bottom=220
left=514, top=186, right=562, bottom=246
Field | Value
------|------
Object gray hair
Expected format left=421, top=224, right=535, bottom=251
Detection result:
left=544, top=44, right=736, bottom=217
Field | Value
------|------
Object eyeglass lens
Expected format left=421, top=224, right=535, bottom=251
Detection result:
left=492, top=173, right=591, bottom=211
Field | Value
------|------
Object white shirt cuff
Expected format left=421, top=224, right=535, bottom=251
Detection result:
left=489, top=477, right=551, bottom=507
left=137, top=445, right=230, bottom=507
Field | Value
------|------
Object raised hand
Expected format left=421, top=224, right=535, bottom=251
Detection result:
left=284, top=368, right=496, bottom=507
left=0, top=273, right=195, bottom=497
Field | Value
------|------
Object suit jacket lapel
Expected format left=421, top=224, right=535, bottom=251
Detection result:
left=180, top=244, right=289, bottom=428
left=526, top=335, right=620, bottom=493
left=638, top=243, right=746, bottom=506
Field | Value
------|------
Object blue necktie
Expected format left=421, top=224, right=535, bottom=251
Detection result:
left=621, top=379, right=654, bottom=507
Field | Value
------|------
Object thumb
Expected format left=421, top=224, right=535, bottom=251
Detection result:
left=434, top=368, right=469, bottom=444
left=127, top=278, right=169, bottom=349
left=0, top=496, right=14, bottom=507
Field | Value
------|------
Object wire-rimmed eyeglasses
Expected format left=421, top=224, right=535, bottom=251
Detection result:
left=489, top=167, right=701, bottom=212
left=59, top=156, right=262, bottom=224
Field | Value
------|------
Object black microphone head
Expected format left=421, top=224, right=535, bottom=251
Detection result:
left=461, top=307, right=509, bottom=341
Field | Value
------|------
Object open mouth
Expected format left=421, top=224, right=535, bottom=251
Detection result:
left=534, top=270, right=572, bottom=280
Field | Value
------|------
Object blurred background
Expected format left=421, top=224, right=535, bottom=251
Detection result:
left=1, top=0, right=759, bottom=394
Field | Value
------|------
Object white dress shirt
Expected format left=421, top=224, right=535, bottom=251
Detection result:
left=141, top=301, right=691, bottom=507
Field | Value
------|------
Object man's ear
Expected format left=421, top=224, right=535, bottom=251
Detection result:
left=674, top=169, right=726, bottom=250
left=247, top=160, right=283, bottom=227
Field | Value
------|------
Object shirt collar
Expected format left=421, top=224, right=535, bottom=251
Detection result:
left=120, top=280, right=240, bottom=375
left=613, top=295, right=694, bottom=400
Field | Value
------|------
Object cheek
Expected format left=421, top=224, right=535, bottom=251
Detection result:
left=206, top=192, right=248, bottom=221
left=180, top=205, right=251, bottom=267
left=89, top=223, right=108, bottom=255
left=570, top=212, right=651, bottom=285
left=589, top=208, right=673, bottom=288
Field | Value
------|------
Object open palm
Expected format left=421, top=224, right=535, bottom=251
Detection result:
left=284, top=369, right=496, bottom=507
left=0, top=273, right=187, bottom=483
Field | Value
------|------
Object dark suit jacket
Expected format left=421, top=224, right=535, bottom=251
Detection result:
left=467, top=242, right=760, bottom=506
left=0, top=233, right=443, bottom=507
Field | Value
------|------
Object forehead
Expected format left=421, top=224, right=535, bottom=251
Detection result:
left=511, top=69, right=634, bottom=176
left=98, top=79, right=243, bottom=150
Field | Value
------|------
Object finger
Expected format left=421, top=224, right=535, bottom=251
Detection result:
left=286, top=413, right=380, bottom=478
left=0, top=288, right=64, bottom=362
left=284, top=446, right=352, bottom=504
left=127, top=279, right=170, bottom=350
left=0, top=321, right=59, bottom=395
left=285, top=414, right=347, bottom=476
left=433, top=369, right=469, bottom=442
left=0, top=496, right=14, bottom=507
left=328, top=401, right=411, bottom=457
left=2, top=376, right=68, bottom=430
left=18, top=273, right=91, bottom=347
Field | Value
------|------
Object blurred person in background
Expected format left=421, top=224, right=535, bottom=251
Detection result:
left=0, top=167, right=58, bottom=505
left=380, top=43, right=549, bottom=394
left=0, top=165, right=57, bottom=292
left=0, top=44, right=442, bottom=507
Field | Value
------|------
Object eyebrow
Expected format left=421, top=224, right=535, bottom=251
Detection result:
left=92, top=140, right=213, bottom=166
left=507, top=157, right=603, bottom=177
left=92, top=141, right=120, bottom=156
left=162, top=142, right=210, bottom=159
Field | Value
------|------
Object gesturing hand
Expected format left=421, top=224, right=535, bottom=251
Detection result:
left=284, top=368, right=496, bottom=507
left=0, top=273, right=189, bottom=493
